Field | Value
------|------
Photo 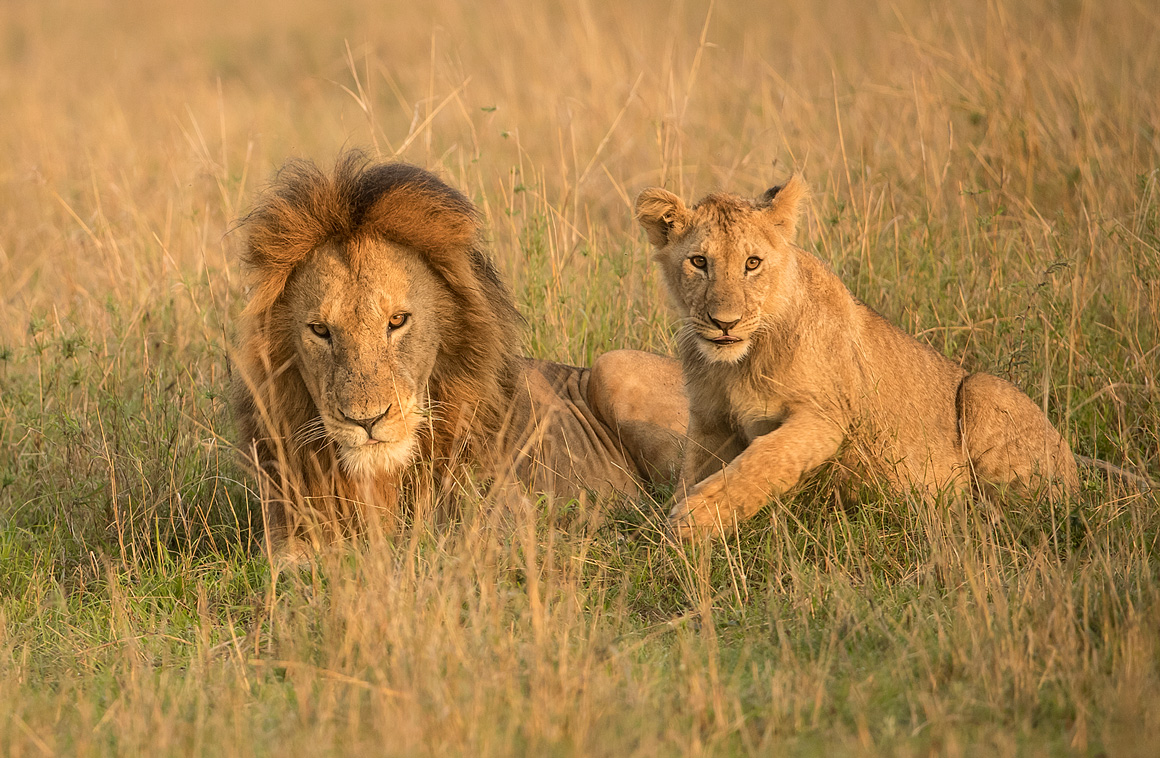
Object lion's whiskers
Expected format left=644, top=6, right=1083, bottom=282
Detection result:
left=419, top=400, right=449, bottom=425
left=292, top=417, right=333, bottom=454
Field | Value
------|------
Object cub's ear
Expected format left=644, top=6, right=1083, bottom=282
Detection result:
left=634, top=188, right=690, bottom=248
left=761, top=173, right=809, bottom=241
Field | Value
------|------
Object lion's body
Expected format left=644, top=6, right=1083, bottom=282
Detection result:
left=233, top=154, right=686, bottom=549
left=500, top=356, right=681, bottom=497
left=635, top=177, right=1079, bottom=537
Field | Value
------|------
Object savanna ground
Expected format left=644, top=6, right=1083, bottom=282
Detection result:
left=1, top=0, right=1159, bottom=755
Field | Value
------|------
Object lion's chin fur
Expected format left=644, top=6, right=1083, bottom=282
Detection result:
left=694, top=335, right=753, bottom=364
left=336, top=438, right=417, bottom=478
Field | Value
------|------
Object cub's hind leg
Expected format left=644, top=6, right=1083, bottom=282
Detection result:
left=587, top=349, right=689, bottom=488
left=958, top=373, right=1079, bottom=499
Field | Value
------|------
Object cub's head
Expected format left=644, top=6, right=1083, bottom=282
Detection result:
left=635, top=175, right=808, bottom=363
left=235, top=154, right=519, bottom=480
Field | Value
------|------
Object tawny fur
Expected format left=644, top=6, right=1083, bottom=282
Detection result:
left=635, top=176, right=1080, bottom=539
left=233, top=152, right=687, bottom=553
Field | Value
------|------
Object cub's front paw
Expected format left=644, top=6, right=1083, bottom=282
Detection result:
left=667, top=477, right=735, bottom=540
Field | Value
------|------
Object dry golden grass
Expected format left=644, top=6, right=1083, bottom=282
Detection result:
left=1, top=0, right=1158, bottom=755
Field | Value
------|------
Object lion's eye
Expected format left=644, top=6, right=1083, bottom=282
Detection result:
left=308, top=323, right=331, bottom=340
left=388, top=312, right=410, bottom=331
left=689, top=255, right=708, bottom=270
left=745, top=256, right=762, bottom=272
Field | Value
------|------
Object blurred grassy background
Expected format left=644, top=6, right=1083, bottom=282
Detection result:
left=1, top=0, right=1158, bottom=754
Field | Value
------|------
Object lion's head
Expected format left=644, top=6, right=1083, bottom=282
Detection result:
left=278, top=238, right=452, bottom=476
left=635, top=175, right=808, bottom=364
left=233, top=153, right=521, bottom=539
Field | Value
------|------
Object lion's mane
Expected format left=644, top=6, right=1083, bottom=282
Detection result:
left=232, top=152, right=522, bottom=544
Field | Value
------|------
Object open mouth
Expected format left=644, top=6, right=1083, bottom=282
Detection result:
left=707, top=334, right=743, bottom=345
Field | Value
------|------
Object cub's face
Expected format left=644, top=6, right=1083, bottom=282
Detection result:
left=635, top=176, right=807, bottom=364
left=278, top=238, right=451, bottom=476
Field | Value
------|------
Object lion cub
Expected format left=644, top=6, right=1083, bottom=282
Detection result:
left=635, top=176, right=1079, bottom=538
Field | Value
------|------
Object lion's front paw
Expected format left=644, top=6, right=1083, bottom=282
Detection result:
left=667, top=477, right=736, bottom=540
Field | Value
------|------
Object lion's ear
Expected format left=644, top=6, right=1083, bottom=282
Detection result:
left=762, top=173, right=808, bottom=241
left=635, top=188, right=690, bottom=248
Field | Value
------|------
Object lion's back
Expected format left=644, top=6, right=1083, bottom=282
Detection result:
left=501, top=358, right=642, bottom=500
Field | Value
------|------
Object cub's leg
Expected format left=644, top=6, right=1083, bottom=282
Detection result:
left=678, top=412, right=747, bottom=497
left=587, top=349, right=689, bottom=488
left=958, top=373, right=1080, bottom=498
left=670, top=412, right=844, bottom=539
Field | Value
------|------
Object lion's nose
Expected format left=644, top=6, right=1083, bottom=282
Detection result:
left=341, top=406, right=392, bottom=436
left=709, top=315, right=741, bottom=333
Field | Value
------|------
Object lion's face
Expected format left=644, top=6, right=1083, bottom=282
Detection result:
left=653, top=219, right=789, bottom=364
left=635, top=176, right=808, bottom=364
left=278, top=238, right=452, bottom=476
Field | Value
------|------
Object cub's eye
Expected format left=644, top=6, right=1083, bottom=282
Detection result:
left=308, top=323, right=331, bottom=340
left=388, top=312, right=410, bottom=331
left=745, top=256, right=762, bottom=272
left=689, top=255, right=708, bottom=270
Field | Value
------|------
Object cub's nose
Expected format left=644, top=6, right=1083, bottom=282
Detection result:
left=709, top=315, right=741, bottom=333
left=341, top=406, right=392, bottom=436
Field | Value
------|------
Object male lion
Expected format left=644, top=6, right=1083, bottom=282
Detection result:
left=233, top=153, right=687, bottom=550
left=635, top=175, right=1080, bottom=539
